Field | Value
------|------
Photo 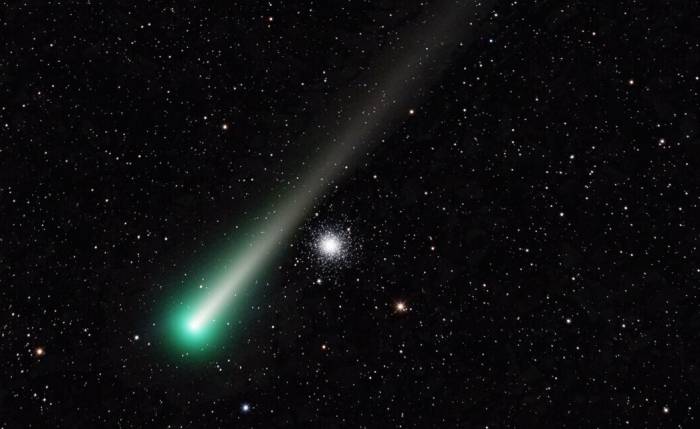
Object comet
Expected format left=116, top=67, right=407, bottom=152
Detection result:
left=168, top=0, right=494, bottom=351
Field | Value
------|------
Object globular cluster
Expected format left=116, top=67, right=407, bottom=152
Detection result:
left=1, top=0, right=699, bottom=428
left=310, top=224, right=356, bottom=266
left=288, top=220, right=360, bottom=294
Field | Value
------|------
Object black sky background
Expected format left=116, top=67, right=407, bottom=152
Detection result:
left=2, top=0, right=700, bottom=427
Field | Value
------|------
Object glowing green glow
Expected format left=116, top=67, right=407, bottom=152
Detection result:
left=164, top=291, right=223, bottom=353
left=162, top=244, right=267, bottom=355
left=173, top=308, right=216, bottom=347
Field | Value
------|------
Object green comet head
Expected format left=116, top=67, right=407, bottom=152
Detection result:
left=160, top=230, right=282, bottom=359
left=158, top=239, right=248, bottom=356
left=187, top=318, right=203, bottom=333
left=165, top=298, right=226, bottom=355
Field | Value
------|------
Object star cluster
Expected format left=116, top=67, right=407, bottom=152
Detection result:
left=310, top=225, right=355, bottom=267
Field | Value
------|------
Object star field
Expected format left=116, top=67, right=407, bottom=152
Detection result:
left=1, top=1, right=699, bottom=428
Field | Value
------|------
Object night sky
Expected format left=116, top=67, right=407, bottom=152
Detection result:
left=2, top=1, right=700, bottom=427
